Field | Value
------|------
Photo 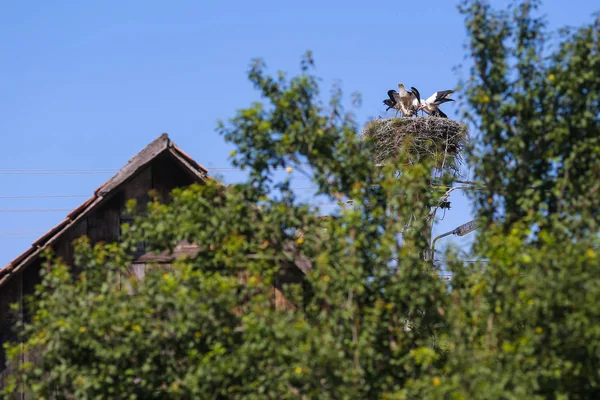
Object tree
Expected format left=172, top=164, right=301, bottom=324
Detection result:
left=397, top=1, right=600, bottom=398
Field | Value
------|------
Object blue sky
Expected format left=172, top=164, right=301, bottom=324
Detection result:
left=0, top=1, right=598, bottom=267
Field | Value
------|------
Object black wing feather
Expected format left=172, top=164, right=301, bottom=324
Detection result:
left=410, top=86, right=421, bottom=104
left=436, top=109, right=448, bottom=118
left=434, top=90, right=454, bottom=102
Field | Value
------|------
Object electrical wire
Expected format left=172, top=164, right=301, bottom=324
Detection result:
left=0, top=188, right=319, bottom=199
left=0, top=170, right=118, bottom=175
left=0, top=169, right=487, bottom=190
left=0, top=200, right=354, bottom=213
left=0, top=230, right=46, bottom=236
left=0, top=194, right=89, bottom=199
left=0, top=182, right=484, bottom=200
left=0, top=208, right=75, bottom=213
left=0, top=165, right=314, bottom=175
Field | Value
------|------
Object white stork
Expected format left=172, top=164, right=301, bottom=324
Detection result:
left=398, top=83, right=421, bottom=117
left=382, top=84, right=421, bottom=117
left=419, top=89, right=455, bottom=118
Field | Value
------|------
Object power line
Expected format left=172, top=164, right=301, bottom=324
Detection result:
left=0, top=170, right=118, bottom=175
left=0, top=189, right=475, bottom=212
left=0, top=168, right=486, bottom=193
left=0, top=194, right=89, bottom=199
left=0, top=188, right=320, bottom=199
left=0, top=166, right=314, bottom=175
left=0, top=208, right=73, bottom=213
left=0, top=201, right=352, bottom=213
left=0, top=236, right=41, bottom=240
left=0, top=230, right=46, bottom=235
left=0, top=183, right=483, bottom=200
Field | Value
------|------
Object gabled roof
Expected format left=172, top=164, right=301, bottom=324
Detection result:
left=0, top=133, right=209, bottom=286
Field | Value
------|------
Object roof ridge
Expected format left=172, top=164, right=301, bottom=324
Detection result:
left=96, top=133, right=171, bottom=196
left=0, top=133, right=208, bottom=286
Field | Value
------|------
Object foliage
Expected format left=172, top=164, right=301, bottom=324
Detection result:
left=3, top=1, right=600, bottom=398
left=461, top=0, right=600, bottom=234
left=3, top=53, right=448, bottom=399
left=397, top=1, right=600, bottom=399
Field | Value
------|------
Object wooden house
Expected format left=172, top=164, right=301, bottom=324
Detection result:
left=0, top=133, right=308, bottom=391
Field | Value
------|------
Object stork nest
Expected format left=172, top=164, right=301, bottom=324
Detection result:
left=361, top=117, right=468, bottom=176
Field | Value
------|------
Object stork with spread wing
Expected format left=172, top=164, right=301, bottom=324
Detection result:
left=382, top=84, right=421, bottom=117
left=419, top=89, right=455, bottom=118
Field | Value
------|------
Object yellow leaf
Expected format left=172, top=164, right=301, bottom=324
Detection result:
left=432, top=377, right=441, bottom=387
left=586, top=249, right=596, bottom=258
left=79, top=326, right=87, bottom=333
left=502, top=342, right=515, bottom=353
left=286, top=167, right=293, bottom=173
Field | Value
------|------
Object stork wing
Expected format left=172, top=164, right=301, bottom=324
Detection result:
left=425, top=92, right=438, bottom=104
left=410, top=87, right=421, bottom=104
left=436, top=109, right=448, bottom=118
left=434, top=90, right=454, bottom=103
left=426, top=89, right=455, bottom=104
left=436, top=90, right=454, bottom=100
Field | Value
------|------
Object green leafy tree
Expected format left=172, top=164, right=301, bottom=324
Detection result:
left=398, top=1, right=600, bottom=399
left=3, top=53, right=449, bottom=399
